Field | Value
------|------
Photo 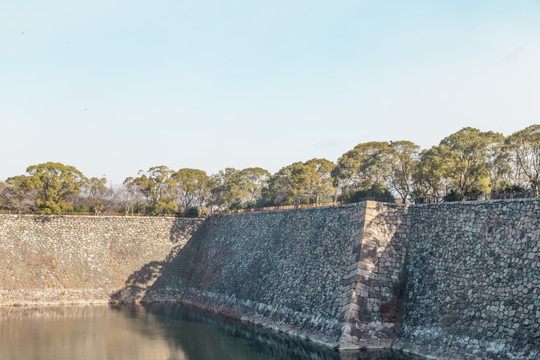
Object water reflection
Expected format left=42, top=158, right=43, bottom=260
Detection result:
left=0, top=304, right=418, bottom=360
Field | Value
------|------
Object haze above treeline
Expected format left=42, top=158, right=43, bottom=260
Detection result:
left=0, top=125, right=538, bottom=215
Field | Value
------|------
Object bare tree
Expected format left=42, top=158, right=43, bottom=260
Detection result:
left=117, top=180, right=147, bottom=215
left=2, top=185, right=39, bottom=213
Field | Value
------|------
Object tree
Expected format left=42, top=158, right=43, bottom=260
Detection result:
left=0, top=182, right=7, bottom=209
left=5, top=162, right=88, bottom=214
left=172, top=168, right=211, bottom=208
left=438, top=127, right=505, bottom=196
left=505, top=125, right=540, bottom=195
left=332, top=141, right=392, bottom=198
left=72, top=176, right=108, bottom=213
left=90, top=201, right=103, bottom=215
left=412, top=146, right=449, bottom=201
left=267, top=162, right=307, bottom=206
left=266, top=159, right=336, bottom=206
left=387, top=141, right=420, bottom=203
left=117, top=181, right=146, bottom=215
left=88, top=177, right=107, bottom=198
left=238, top=167, right=270, bottom=204
left=124, top=166, right=178, bottom=215
left=1, top=180, right=38, bottom=212
left=487, top=146, right=514, bottom=194
left=2, top=184, right=39, bottom=212
left=304, top=158, right=336, bottom=203
left=208, top=167, right=270, bottom=210
left=265, top=166, right=294, bottom=206
left=209, top=168, right=244, bottom=210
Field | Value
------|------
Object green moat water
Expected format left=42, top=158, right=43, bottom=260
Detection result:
left=0, top=304, right=418, bottom=360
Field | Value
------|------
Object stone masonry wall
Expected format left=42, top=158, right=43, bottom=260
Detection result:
left=147, top=203, right=369, bottom=347
left=342, top=202, right=408, bottom=349
left=394, top=199, right=540, bottom=360
left=1, top=199, right=539, bottom=359
left=0, top=215, right=202, bottom=305
left=145, top=201, right=409, bottom=350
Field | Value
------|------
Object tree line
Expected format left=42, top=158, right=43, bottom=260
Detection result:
left=0, top=125, right=538, bottom=215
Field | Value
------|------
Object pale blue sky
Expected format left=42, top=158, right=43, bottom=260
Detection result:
left=1, top=1, right=540, bottom=183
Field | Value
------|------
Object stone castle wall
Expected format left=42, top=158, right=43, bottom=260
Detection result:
left=148, top=203, right=372, bottom=347
left=342, top=202, right=408, bottom=349
left=142, top=201, right=408, bottom=349
left=0, top=215, right=202, bottom=305
left=0, top=199, right=539, bottom=359
left=394, top=199, right=540, bottom=360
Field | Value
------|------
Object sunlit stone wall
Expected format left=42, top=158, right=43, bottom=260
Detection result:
left=0, top=215, right=202, bottom=305
left=395, top=199, right=540, bottom=360
left=341, top=202, right=408, bottom=349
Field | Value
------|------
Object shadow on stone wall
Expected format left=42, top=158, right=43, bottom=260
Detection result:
left=109, top=261, right=164, bottom=302
left=110, top=217, right=208, bottom=304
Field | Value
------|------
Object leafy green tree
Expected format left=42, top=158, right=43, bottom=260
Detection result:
left=332, top=141, right=392, bottom=196
left=124, top=166, right=178, bottom=215
left=267, top=159, right=336, bottom=206
left=88, top=177, right=107, bottom=198
left=284, top=162, right=315, bottom=205
left=438, top=127, right=505, bottom=196
left=485, top=134, right=512, bottom=193
left=209, top=168, right=245, bottom=210
left=265, top=166, right=294, bottom=206
left=90, top=201, right=103, bottom=215
left=172, top=168, right=211, bottom=208
left=267, top=162, right=306, bottom=205
left=5, top=162, right=88, bottom=214
left=412, top=146, right=449, bottom=201
left=505, top=124, right=540, bottom=194
left=209, top=167, right=270, bottom=210
left=487, top=148, right=514, bottom=194
left=304, top=158, right=336, bottom=203
left=387, top=141, right=420, bottom=203
left=78, top=176, right=109, bottom=214
left=238, top=167, right=271, bottom=204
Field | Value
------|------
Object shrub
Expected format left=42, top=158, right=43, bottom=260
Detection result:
left=443, top=189, right=463, bottom=202
left=185, top=207, right=200, bottom=217
left=73, top=205, right=87, bottom=213
left=340, top=184, right=395, bottom=203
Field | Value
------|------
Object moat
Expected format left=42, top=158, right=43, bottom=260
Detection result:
left=0, top=304, right=417, bottom=360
